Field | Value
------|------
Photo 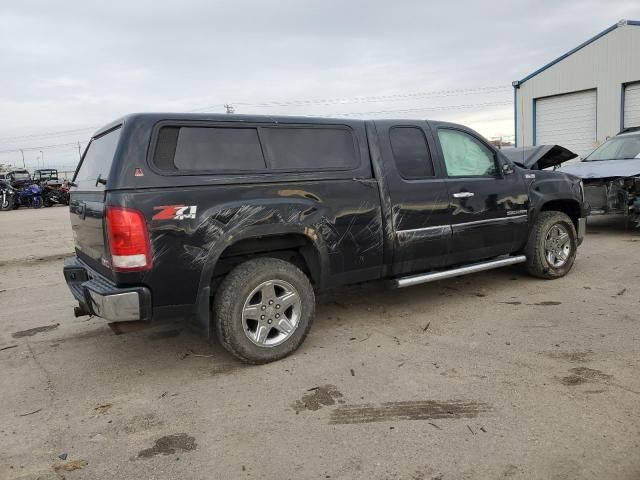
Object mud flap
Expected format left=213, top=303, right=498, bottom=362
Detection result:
left=191, top=286, right=211, bottom=338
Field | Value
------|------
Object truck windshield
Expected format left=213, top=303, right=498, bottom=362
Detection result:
left=74, top=127, right=121, bottom=190
left=584, top=134, right=640, bottom=161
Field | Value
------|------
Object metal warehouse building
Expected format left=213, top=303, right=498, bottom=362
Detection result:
left=513, top=19, right=640, bottom=157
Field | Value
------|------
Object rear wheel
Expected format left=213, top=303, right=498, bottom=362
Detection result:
left=525, top=211, right=577, bottom=279
left=213, top=257, right=315, bottom=364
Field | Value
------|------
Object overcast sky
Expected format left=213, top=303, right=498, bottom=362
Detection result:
left=1, top=0, right=639, bottom=170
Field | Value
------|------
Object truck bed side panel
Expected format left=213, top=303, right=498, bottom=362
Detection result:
left=107, top=178, right=384, bottom=308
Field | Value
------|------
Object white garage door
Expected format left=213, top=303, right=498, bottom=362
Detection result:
left=535, top=90, right=597, bottom=157
left=623, top=82, right=640, bottom=129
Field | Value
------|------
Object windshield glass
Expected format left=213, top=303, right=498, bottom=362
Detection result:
left=12, top=170, right=30, bottom=180
left=585, top=134, right=640, bottom=161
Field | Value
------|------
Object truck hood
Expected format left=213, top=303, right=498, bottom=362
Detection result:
left=559, top=159, right=640, bottom=179
left=502, top=145, right=577, bottom=170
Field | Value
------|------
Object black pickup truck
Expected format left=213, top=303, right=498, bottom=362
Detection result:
left=64, top=113, right=587, bottom=363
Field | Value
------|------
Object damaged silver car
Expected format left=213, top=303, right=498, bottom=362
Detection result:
left=559, top=129, right=640, bottom=223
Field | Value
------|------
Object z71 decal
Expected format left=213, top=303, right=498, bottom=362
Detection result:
left=152, top=205, right=198, bottom=220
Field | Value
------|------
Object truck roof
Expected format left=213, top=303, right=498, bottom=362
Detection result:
left=92, top=112, right=446, bottom=139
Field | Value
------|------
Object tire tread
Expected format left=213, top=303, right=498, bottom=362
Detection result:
left=525, top=211, right=577, bottom=279
left=213, top=257, right=315, bottom=364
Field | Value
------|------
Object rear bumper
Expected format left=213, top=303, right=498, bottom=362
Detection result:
left=577, top=217, right=586, bottom=246
left=63, top=257, right=152, bottom=322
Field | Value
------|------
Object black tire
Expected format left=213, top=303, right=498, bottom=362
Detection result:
left=525, top=211, right=577, bottom=279
left=213, top=257, right=316, bottom=364
left=0, top=195, right=14, bottom=211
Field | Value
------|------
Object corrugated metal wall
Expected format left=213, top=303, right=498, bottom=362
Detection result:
left=515, top=23, right=640, bottom=154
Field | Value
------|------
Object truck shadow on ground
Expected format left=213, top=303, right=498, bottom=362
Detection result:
left=586, top=215, right=640, bottom=236
left=27, top=263, right=527, bottom=377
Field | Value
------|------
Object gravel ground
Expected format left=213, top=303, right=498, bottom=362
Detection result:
left=0, top=206, right=639, bottom=480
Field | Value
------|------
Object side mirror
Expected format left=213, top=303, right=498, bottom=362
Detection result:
left=502, top=162, right=515, bottom=175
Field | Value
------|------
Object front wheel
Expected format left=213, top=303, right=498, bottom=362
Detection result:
left=1, top=194, right=14, bottom=211
left=525, top=211, right=577, bottom=279
left=214, top=257, right=315, bottom=364
left=32, top=195, right=43, bottom=209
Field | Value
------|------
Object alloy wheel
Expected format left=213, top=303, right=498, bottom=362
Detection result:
left=544, top=223, right=572, bottom=268
left=241, top=279, right=301, bottom=347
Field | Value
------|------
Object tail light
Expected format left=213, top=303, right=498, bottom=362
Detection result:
left=105, top=206, right=152, bottom=272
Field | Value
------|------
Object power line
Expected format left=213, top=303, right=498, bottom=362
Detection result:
left=0, top=141, right=81, bottom=155
left=331, top=100, right=512, bottom=117
left=0, top=100, right=513, bottom=154
left=0, top=126, right=98, bottom=143
left=1, top=85, right=511, bottom=142
left=190, top=85, right=511, bottom=111
left=1, top=85, right=513, bottom=152
left=242, top=86, right=510, bottom=107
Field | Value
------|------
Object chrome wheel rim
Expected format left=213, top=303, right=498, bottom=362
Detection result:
left=544, top=223, right=571, bottom=268
left=241, top=279, right=301, bottom=347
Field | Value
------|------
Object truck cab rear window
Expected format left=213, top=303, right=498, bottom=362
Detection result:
left=153, top=125, right=357, bottom=173
left=74, top=127, right=122, bottom=190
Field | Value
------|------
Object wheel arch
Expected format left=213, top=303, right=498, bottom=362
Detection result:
left=538, top=198, right=581, bottom=230
left=211, top=232, right=325, bottom=288
left=192, top=227, right=328, bottom=338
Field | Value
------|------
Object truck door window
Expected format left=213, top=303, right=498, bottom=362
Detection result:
left=437, top=129, right=498, bottom=177
left=389, top=127, right=435, bottom=179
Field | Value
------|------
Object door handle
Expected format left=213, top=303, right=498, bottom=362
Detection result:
left=453, top=192, right=474, bottom=198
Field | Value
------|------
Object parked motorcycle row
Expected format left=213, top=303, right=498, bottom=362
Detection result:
left=0, top=168, right=70, bottom=211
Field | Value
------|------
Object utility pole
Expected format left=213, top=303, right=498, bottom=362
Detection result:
left=19, top=149, right=25, bottom=168
left=40, top=150, right=44, bottom=168
left=224, top=104, right=235, bottom=114
left=77, top=141, right=82, bottom=160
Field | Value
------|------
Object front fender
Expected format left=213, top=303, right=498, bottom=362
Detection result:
left=527, top=171, right=586, bottom=219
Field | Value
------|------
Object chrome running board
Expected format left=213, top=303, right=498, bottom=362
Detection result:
left=392, top=255, right=527, bottom=289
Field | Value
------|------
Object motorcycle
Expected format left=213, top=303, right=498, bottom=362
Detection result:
left=59, top=181, right=71, bottom=205
left=15, top=183, right=43, bottom=209
left=0, top=180, right=15, bottom=211
left=43, top=184, right=67, bottom=207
